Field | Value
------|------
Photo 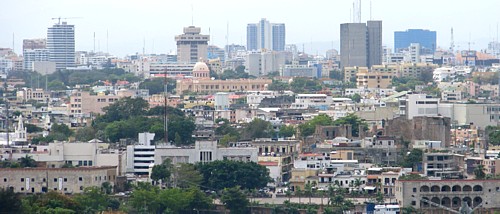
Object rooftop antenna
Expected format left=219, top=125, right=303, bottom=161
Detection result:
left=370, top=0, right=372, bottom=20
left=352, top=2, right=355, bottom=23
left=225, top=21, right=229, bottom=61
left=152, top=40, right=155, bottom=54
left=450, top=27, right=454, bottom=53
left=12, top=33, right=14, bottom=52
left=142, top=37, right=145, bottom=55
left=93, top=32, right=96, bottom=53
left=191, top=4, right=194, bottom=26
left=106, top=29, right=109, bottom=54
left=358, top=0, right=362, bottom=23
left=497, top=22, right=499, bottom=42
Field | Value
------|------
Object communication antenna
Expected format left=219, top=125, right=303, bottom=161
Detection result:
left=93, top=32, right=96, bottom=53
left=106, top=29, right=109, bottom=54
left=143, top=37, right=145, bottom=55
left=450, top=28, right=454, bottom=53
left=12, top=33, right=14, bottom=52
left=191, top=4, right=194, bottom=26
left=370, top=0, right=372, bottom=20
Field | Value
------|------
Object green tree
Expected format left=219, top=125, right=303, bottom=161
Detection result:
left=99, top=97, right=149, bottom=122
left=351, top=94, right=361, bottom=103
left=279, top=125, right=295, bottom=138
left=74, top=186, right=117, bottom=213
left=128, top=184, right=161, bottom=213
left=268, top=80, right=290, bottom=91
left=50, top=123, right=73, bottom=139
left=290, top=77, right=322, bottom=93
left=400, top=149, right=423, bottom=169
left=221, top=186, right=249, bottom=214
left=19, top=155, right=37, bottom=168
left=474, top=165, right=486, bottom=179
left=487, top=126, right=500, bottom=145
left=196, top=160, right=271, bottom=191
left=329, top=69, right=343, bottom=80
left=333, top=114, right=368, bottom=137
left=151, top=159, right=173, bottom=185
left=24, top=123, right=43, bottom=133
left=0, top=188, right=22, bottom=213
left=174, top=163, right=203, bottom=189
left=298, top=114, right=334, bottom=138
left=241, top=118, right=274, bottom=140
left=74, top=127, right=96, bottom=142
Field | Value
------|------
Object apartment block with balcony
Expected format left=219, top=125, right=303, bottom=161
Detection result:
left=423, top=153, right=465, bottom=179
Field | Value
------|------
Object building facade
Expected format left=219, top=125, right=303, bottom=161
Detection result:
left=47, top=22, right=75, bottom=70
left=175, top=26, right=209, bottom=63
left=0, top=166, right=116, bottom=194
left=394, top=29, right=437, bottom=54
left=340, top=21, right=382, bottom=68
left=247, top=19, right=285, bottom=51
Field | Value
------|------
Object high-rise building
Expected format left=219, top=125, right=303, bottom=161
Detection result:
left=175, top=26, right=209, bottom=63
left=340, top=21, right=382, bottom=68
left=23, top=39, right=49, bottom=71
left=246, top=19, right=285, bottom=51
left=394, top=29, right=437, bottom=54
left=47, top=22, right=75, bottom=70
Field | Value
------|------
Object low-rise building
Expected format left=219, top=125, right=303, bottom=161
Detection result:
left=0, top=166, right=117, bottom=194
left=395, top=179, right=500, bottom=209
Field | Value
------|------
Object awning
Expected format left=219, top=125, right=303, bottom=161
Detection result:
left=364, top=186, right=377, bottom=190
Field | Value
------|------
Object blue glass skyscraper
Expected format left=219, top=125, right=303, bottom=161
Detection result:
left=394, top=29, right=436, bottom=54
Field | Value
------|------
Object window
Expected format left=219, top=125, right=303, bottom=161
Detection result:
left=43, top=178, right=46, bottom=182
left=64, top=188, right=67, bottom=191
left=413, top=188, right=417, bottom=192
left=31, top=178, right=34, bottom=182
left=3, top=178, right=6, bottom=182
left=411, top=201, right=416, bottom=205
left=79, top=177, right=83, bottom=181
left=21, top=178, right=24, bottom=182
left=63, top=178, right=67, bottom=182
left=21, top=187, right=24, bottom=191
left=89, top=161, right=93, bottom=166
left=54, top=178, right=57, bottom=182
left=80, top=186, right=84, bottom=190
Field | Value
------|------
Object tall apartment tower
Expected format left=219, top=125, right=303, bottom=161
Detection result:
left=47, top=22, right=75, bottom=70
left=175, top=26, right=209, bottom=63
left=340, top=20, right=382, bottom=68
left=246, top=19, right=285, bottom=51
left=22, top=39, right=49, bottom=70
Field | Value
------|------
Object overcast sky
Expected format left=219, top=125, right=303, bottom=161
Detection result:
left=1, top=0, right=499, bottom=57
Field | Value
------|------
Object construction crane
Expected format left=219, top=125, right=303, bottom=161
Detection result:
left=51, top=17, right=82, bottom=24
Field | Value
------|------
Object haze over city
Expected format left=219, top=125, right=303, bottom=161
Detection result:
left=1, top=0, right=500, bottom=56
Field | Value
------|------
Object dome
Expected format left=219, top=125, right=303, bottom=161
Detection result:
left=193, top=62, right=209, bottom=72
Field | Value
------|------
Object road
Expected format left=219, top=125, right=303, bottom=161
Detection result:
left=250, top=196, right=395, bottom=205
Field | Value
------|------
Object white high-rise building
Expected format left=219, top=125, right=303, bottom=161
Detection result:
left=47, top=22, right=75, bottom=70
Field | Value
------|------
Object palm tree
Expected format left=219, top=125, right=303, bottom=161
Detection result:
left=353, top=178, right=363, bottom=193
left=19, top=155, right=36, bottom=168
left=474, top=165, right=486, bottom=179
left=295, top=186, right=303, bottom=204
left=305, top=183, right=313, bottom=204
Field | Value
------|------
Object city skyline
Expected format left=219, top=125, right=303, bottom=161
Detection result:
left=1, top=0, right=500, bottom=57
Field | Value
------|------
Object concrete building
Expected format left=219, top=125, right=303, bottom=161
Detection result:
left=344, top=66, right=369, bottom=82
left=281, top=62, right=318, bottom=78
left=245, top=51, right=286, bottom=77
left=126, top=133, right=156, bottom=175
left=0, top=166, right=116, bottom=194
left=16, top=88, right=51, bottom=103
left=404, top=94, right=440, bottom=119
left=423, top=153, right=465, bottom=178
left=154, top=140, right=258, bottom=165
left=356, top=69, right=395, bottom=89
left=214, top=92, right=230, bottom=111
left=175, top=26, right=209, bottom=63
left=384, top=116, right=451, bottom=147
left=340, top=21, right=382, bottom=68
left=23, top=38, right=49, bottom=71
left=247, top=19, right=285, bottom=51
left=291, top=94, right=332, bottom=110
left=395, top=180, right=500, bottom=209
left=47, top=22, right=75, bottom=70
left=176, top=78, right=272, bottom=94
left=68, top=90, right=135, bottom=117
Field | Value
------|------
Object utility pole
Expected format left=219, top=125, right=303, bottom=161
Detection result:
left=164, top=70, right=168, bottom=145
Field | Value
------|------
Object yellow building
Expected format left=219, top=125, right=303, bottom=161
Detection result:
left=344, top=66, right=369, bottom=82
left=397, top=63, right=437, bottom=78
left=356, top=69, right=395, bottom=89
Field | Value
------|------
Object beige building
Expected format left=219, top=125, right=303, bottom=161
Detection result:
left=344, top=66, right=368, bottom=82
left=68, top=90, right=135, bottom=117
left=395, top=179, right=500, bottom=209
left=397, top=63, right=437, bottom=78
left=176, top=78, right=272, bottom=94
left=175, top=26, right=209, bottom=63
left=0, top=166, right=116, bottom=194
left=356, top=69, right=395, bottom=89
left=16, top=88, right=51, bottom=103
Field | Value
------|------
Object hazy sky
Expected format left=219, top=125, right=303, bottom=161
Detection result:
left=1, top=0, right=499, bottom=57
